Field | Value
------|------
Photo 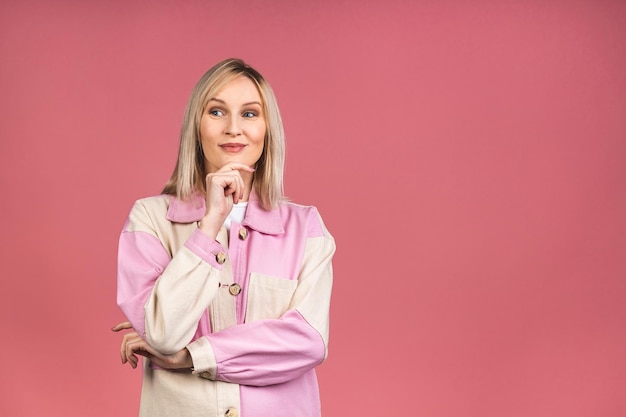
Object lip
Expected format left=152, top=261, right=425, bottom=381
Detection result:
left=219, top=143, right=247, bottom=153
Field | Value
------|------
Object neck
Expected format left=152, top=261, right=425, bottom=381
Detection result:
left=240, top=170, right=254, bottom=202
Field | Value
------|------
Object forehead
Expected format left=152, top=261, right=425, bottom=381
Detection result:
left=212, top=76, right=262, bottom=103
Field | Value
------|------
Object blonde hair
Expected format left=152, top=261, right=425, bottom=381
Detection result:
left=162, top=58, right=285, bottom=210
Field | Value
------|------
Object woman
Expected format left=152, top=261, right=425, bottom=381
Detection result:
left=112, top=58, right=335, bottom=417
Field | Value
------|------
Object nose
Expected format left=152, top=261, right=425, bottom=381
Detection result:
left=225, top=115, right=242, bottom=136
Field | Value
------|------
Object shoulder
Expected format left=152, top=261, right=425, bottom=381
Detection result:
left=124, top=195, right=173, bottom=233
left=279, top=200, right=317, bottom=212
left=129, top=192, right=205, bottom=224
left=133, top=194, right=172, bottom=211
left=130, top=194, right=172, bottom=218
left=278, top=200, right=331, bottom=239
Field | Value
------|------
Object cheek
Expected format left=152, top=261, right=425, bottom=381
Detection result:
left=254, top=125, right=267, bottom=145
left=200, top=123, right=220, bottom=144
left=199, top=119, right=209, bottom=141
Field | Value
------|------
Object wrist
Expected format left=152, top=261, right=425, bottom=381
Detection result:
left=197, top=218, right=221, bottom=239
left=166, top=348, right=193, bottom=370
left=181, top=348, right=193, bottom=370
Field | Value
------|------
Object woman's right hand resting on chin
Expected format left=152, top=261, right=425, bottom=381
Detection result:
left=198, top=162, right=255, bottom=239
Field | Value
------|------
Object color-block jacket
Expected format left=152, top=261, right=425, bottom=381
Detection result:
left=117, top=192, right=335, bottom=417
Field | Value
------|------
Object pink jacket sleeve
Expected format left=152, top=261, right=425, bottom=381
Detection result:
left=117, top=199, right=226, bottom=354
left=116, top=225, right=170, bottom=338
left=187, top=225, right=336, bottom=387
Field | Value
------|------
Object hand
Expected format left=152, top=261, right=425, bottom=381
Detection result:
left=111, top=321, right=193, bottom=370
left=200, top=162, right=255, bottom=238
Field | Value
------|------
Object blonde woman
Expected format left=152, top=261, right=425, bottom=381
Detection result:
left=112, top=58, right=335, bottom=417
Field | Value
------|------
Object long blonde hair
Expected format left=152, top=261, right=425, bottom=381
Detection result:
left=162, top=58, right=285, bottom=210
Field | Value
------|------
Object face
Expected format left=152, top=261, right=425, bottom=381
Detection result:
left=199, top=76, right=266, bottom=174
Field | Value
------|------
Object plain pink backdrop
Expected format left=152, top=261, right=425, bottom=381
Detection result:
left=1, top=0, right=624, bottom=416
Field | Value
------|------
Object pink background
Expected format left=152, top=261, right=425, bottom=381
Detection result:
left=1, top=0, right=624, bottom=416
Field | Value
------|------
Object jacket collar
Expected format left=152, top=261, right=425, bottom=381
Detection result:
left=165, top=191, right=284, bottom=235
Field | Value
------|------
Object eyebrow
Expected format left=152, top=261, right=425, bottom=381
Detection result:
left=208, top=98, right=262, bottom=107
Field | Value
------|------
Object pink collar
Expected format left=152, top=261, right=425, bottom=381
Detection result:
left=165, top=191, right=284, bottom=235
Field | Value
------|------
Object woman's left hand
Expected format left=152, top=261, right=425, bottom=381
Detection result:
left=111, top=321, right=193, bottom=370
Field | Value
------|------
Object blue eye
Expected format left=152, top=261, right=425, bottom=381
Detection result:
left=209, top=109, right=224, bottom=116
left=242, top=111, right=257, bottom=118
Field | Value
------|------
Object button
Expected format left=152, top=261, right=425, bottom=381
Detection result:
left=200, top=371, right=212, bottom=379
left=225, top=408, right=239, bottom=417
left=215, top=252, right=226, bottom=264
left=229, top=283, right=242, bottom=296
left=238, top=228, right=248, bottom=240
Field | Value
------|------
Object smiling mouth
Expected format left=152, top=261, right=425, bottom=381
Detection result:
left=220, top=143, right=247, bottom=153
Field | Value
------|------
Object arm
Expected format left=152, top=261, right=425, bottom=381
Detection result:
left=187, top=212, right=335, bottom=386
left=111, top=321, right=193, bottom=370
left=117, top=164, right=256, bottom=355
left=117, top=199, right=224, bottom=354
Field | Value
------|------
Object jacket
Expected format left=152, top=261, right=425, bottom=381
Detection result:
left=117, top=191, right=335, bottom=417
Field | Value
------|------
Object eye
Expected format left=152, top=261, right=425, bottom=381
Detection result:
left=242, top=111, right=257, bottom=118
left=208, top=108, right=224, bottom=117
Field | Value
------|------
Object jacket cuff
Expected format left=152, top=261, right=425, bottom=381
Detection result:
left=184, top=229, right=226, bottom=269
left=187, top=336, right=218, bottom=380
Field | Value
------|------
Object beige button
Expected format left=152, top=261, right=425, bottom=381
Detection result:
left=216, top=252, right=226, bottom=264
left=225, top=407, right=239, bottom=417
left=229, top=283, right=242, bottom=296
left=238, top=228, right=248, bottom=240
left=200, top=371, right=212, bottom=379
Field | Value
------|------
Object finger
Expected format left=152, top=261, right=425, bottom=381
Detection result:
left=134, top=347, right=171, bottom=370
left=126, top=335, right=160, bottom=363
left=120, top=333, right=131, bottom=364
left=239, top=173, right=246, bottom=201
left=120, top=333, right=135, bottom=364
left=111, top=321, right=133, bottom=332
left=226, top=170, right=245, bottom=203
left=121, top=332, right=142, bottom=364
left=224, top=185, right=236, bottom=198
left=222, top=176, right=240, bottom=202
left=126, top=339, right=145, bottom=369
left=231, top=178, right=240, bottom=204
left=207, top=172, right=240, bottom=198
left=130, top=342, right=164, bottom=369
left=219, top=162, right=256, bottom=173
left=120, top=342, right=126, bottom=364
